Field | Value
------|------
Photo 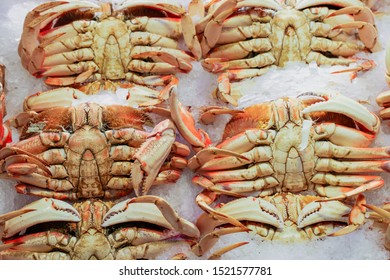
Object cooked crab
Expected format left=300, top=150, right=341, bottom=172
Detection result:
left=0, top=195, right=199, bottom=259
left=0, top=65, right=11, bottom=148
left=0, top=102, right=190, bottom=199
left=170, top=90, right=390, bottom=203
left=18, top=0, right=200, bottom=89
left=192, top=193, right=367, bottom=255
left=192, top=0, right=380, bottom=105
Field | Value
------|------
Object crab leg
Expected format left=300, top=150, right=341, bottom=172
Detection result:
left=306, top=51, right=356, bottom=66
left=128, top=60, right=179, bottom=74
left=217, top=22, right=271, bottom=45
left=198, top=162, right=274, bottom=183
left=315, top=141, right=390, bottom=159
left=130, top=32, right=178, bottom=48
left=42, top=49, right=95, bottom=67
left=208, top=38, right=272, bottom=59
left=131, top=46, right=193, bottom=72
left=203, top=52, right=275, bottom=72
left=193, top=174, right=279, bottom=195
left=42, top=33, right=94, bottom=56
left=115, top=240, right=188, bottom=260
left=128, top=17, right=182, bottom=39
left=188, top=147, right=251, bottom=170
left=216, top=129, right=275, bottom=153
left=315, top=159, right=390, bottom=173
left=311, top=37, right=364, bottom=57
left=14, top=185, right=130, bottom=200
left=39, top=61, right=98, bottom=78
left=317, top=178, right=384, bottom=201
left=0, top=251, right=71, bottom=260
left=189, top=146, right=272, bottom=171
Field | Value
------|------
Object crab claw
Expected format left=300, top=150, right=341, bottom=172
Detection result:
left=301, top=92, right=380, bottom=134
left=197, top=197, right=283, bottom=234
left=188, top=147, right=250, bottom=170
left=1, top=198, right=80, bottom=238
left=297, top=200, right=350, bottom=229
left=328, top=6, right=379, bottom=51
left=102, top=195, right=200, bottom=239
left=169, top=86, right=211, bottom=151
left=132, top=119, right=177, bottom=196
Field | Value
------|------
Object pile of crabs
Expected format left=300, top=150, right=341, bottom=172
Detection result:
left=0, top=0, right=390, bottom=259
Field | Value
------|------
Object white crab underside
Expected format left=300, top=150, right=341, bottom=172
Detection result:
left=0, top=0, right=390, bottom=259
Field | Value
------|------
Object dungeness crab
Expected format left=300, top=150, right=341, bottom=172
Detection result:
left=18, top=0, right=200, bottom=101
left=0, top=195, right=199, bottom=259
left=169, top=90, right=390, bottom=253
left=192, top=193, right=367, bottom=255
left=0, top=102, right=189, bottom=199
left=191, top=0, right=380, bottom=105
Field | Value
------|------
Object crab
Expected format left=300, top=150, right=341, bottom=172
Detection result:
left=171, top=91, right=389, bottom=199
left=0, top=65, right=11, bottom=148
left=192, top=193, right=367, bottom=255
left=18, top=0, right=201, bottom=91
left=169, top=90, right=390, bottom=249
left=0, top=195, right=199, bottom=259
left=0, top=102, right=190, bottom=200
left=191, top=0, right=380, bottom=105
left=363, top=203, right=390, bottom=251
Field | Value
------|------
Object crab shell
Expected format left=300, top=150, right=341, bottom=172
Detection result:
left=0, top=196, right=199, bottom=260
